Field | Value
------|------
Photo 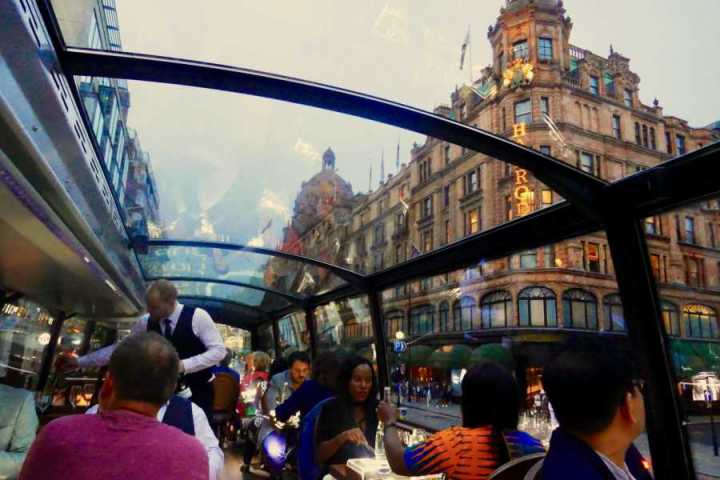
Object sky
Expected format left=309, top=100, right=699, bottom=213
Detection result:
left=72, top=0, right=720, bottom=249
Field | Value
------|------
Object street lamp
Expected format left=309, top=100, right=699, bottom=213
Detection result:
left=395, top=331, right=406, bottom=341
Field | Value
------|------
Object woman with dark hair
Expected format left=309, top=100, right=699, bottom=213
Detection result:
left=379, top=361, right=545, bottom=480
left=315, top=355, right=379, bottom=465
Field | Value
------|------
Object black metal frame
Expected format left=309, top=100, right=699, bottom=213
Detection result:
left=25, top=1, right=720, bottom=476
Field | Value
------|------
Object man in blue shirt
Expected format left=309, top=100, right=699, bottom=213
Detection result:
left=275, top=352, right=337, bottom=422
left=542, top=339, right=653, bottom=480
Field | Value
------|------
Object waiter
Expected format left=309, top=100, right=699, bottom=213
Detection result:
left=61, top=280, right=225, bottom=420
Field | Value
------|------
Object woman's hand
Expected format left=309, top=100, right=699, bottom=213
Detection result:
left=336, top=428, right=368, bottom=446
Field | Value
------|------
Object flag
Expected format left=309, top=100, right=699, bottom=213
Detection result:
left=369, top=164, right=373, bottom=192
left=460, top=28, right=470, bottom=70
left=410, top=244, right=422, bottom=258
left=396, top=141, right=400, bottom=169
left=380, top=149, right=385, bottom=185
left=261, top=218, right=272, bottom=234
left=399, top=197, right=410, bottom=213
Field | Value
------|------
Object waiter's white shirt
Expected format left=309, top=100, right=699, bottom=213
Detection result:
left=78, top=302, right=226, bottom=374
left=86, top=402, right=224, bottom=480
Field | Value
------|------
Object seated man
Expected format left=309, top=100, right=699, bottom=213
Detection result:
left=542, top=339, right=653, bottom=480
left=275, top=352, right=337, bottom=422
left=86, top=394, right=223, bottom=480
left=262, top=351, right=311, bottom=413
left=212, top=348, right=240, bottom=383
left=0, top=383, right=38, bottom=479
left=19, top=332, right=208, bottom=480
left=379, top=361, right=544, bottom=480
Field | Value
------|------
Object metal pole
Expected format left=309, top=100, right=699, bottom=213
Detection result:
left=79, top=320, right=96, bottom=356
left=368, top=290, right=390, bottom=396
left=36, top=311, right=66, bottom=394
left=271, top=318, right=282, bottom=360
left=306, top=307, right=318, bottom=359
left=606, top=219, right=695, bottom=479
left=711, top=410, right=719, bottom=457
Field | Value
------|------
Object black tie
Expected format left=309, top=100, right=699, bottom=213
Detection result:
left=163, top=319, right=172, bottom=340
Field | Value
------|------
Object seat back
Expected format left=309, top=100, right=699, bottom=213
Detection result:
left=488, top=453, right=546, bottom=480
left=297, top=397, right=335, bottom=480
left=523, top=458, right=544, bottom=480
left=213, top=372, right=240, bottom=412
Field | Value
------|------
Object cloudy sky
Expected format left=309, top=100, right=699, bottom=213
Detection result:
left=96, top=0, right=720, bottom=247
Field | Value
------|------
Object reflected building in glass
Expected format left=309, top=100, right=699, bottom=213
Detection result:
left=280, top=0, right=720, bottom=399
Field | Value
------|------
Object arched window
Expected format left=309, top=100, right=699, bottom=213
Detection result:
left=459, top=296, right=476, bottom=331
left=438, top=302, right=450, bottom=332
left=481, top=291, right=512, bottom=328
left=453, top=301, right=462, bottom=331
left=563, top=289, right=598, bottom=329
left=603, top=294, right=625, bottom=331
left=683, top=304, right=718, bottom=338
left=384, top=310, right=404, bottom=339
left=661, top=301, right=680, bottom=337
left=409, top=305, right=435, bottom=336
left=518, top=287, right=557, bottom=327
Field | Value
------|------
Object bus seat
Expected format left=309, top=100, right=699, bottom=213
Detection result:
left=488, top=452, right=545, bottom=480
left=298, top=397, right=335, bottom=480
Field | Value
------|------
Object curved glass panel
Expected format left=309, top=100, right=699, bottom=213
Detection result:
left=173, top=280, right=291, bottom=311
left=137, top=244, right=346, bottom=298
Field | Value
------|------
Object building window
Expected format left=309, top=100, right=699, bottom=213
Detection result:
left=665, top=131, right=673, bottom=154
left=444, top=220, right=451, bottom=245
left=373, top=223, right=385, bottom=246
left=650, top=254, right=662, bottom=281
left=395, top=212, right=406, bottom=233
left=544, top=245, right=556, bottom=268
left=709, top=223, right=716, bottom=248
left=502, top=107, right=507, bottom=132
left=589, top=76, right=599, bottom=95
left=410, top=305, right=435, bottom=336
left=676, top=135, right=686, bottom=155
left=563, top=289, right=598, bottom=329
left=458, top=296, right=476, bottom=331
left=659, top=301, right=680, bottom=336
left=612, top=115, right=622, bottom=140
left=579, top=152, right=595, bottom=175
left=538, top=37, right=553, bottom=61
left=395, top=244, right=403, bottom=264
left=541, top=189, right=553, bottom=206
left=505, top=195, right=513, bottom=221
left=685, top=256, right=703, bottom=287
left=421, top=229, right=433, bottom=252
left=624, top=89, right=633, bottom=108
left=642, top=125, right=649, bottom=148
left=421, top=195, right=433, bottom=219
left=685, top=216, right=696, bottom=244
left=444, top=144, right=451, bottom=165
left=603, top=294, right=626, bottom=331
left=512, top=40, right=529, bottom=60
left=635, top=123, right=642, bottom=145
left=464, top=170, right=479, bottom=196
left=465, top=209, right=480, bottom=236
left=438, top=302, right=450, bottom=332
left=519, top=287, right=557, bottom=327
left=650, top=127, right=657, bottom=150
left=481, top=291, right=511, bottom=329
left=683, top=305, right=718, bottom=338
left=645, top=216, right=660, bottom=235
left=604, top=73, right=615, bottom=96
left=520, top=251, right=537, bottom=269
left=540, top=97, right=550, bottom=117
left=539, top=145, right=551, bottom=156
left=514, top=99, right=532, bottom=125
left=583, top=242, right=601, bottom=273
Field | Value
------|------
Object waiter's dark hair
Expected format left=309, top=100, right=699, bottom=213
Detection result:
left=109, top=332, right=179, bottom=406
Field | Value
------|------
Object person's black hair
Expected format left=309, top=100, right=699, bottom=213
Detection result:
left=542, top=336, right=642, bottom=436
left=461, top=361, right=520, bottom=430
left=109, top=332, right=179, bottom=406
left=269, top=357, right=289, bottom=378
left=336, top=355, right=378, bottom=408
left=287, top=350, right=311, bottom=370
left=313, top=351, right=339, bottom=391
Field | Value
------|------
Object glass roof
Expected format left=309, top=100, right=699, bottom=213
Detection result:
left=137, top=245, right=346, bottom=298
left=173, top=280, right=291, bottom=311
left=52, top=0, right=499, bottom=117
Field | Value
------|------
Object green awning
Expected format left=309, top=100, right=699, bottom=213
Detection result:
left=470, top=343, right=514, bottom=370
left=398, top=345, right=433, bottom=366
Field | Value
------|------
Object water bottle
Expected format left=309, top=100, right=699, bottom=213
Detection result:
left=279, top=381, right=290, bottom=404
left=375, top=423, right=385, bottom=460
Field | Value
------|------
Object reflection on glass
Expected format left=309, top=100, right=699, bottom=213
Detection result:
left=278, top=312, right=308, bottom=356
left=0, top=300, right=54, bottom=390
left=314, top=296, right=374, bottom=363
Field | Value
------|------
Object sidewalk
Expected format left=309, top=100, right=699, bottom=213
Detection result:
left=400, top=401, right=720, bottom=477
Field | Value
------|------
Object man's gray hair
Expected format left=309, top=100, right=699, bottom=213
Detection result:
left=109, top=332, right=179, bottom=406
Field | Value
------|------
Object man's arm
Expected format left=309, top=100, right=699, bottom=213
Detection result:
left=275, top=382, right=304, bottom=422
left=77, top=317, right=147, bottom=368
left=0, top=392, right=38, bottom=478
left=191, top=403, right=224, bottom=480
left=184, top=309, right=226, bottom=374
left=377, top=402, right=412, bottom=476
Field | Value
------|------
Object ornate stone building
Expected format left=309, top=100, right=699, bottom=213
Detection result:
left=279, top=0, right=720, bottom=397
